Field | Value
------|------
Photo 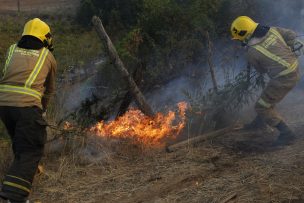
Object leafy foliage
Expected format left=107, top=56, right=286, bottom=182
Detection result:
left=74, top=0, right=274, bottom=128
left=185, top=70, right=265, bottom=134
left=76, top=0, right=233, bottom=88
left=77, top=0, right=142, bottom=28
left=0, top=15, right=102, bottom=74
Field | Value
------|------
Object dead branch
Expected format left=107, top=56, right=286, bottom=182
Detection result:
left=246, top=62, right=251, bottom=83
left=205, top=31, right=218, bottom=92
left=45, top=124, right=85, bottom=144
left=91, top=16, right=154, bottom=117
left=166, top=125, right=241, bottom=152
left=220, top=193, right=237, bottom=203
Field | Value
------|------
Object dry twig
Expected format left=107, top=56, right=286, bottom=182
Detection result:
left=166, top=124, right=242, bottom=152
left=220, top=193, right=237, bottom=203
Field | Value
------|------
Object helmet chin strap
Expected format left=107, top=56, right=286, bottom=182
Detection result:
left=43, top=40, right=54, bottom=51
left=47, top=44, right=54, bottom=52
left=241, top=41, right=247, bottom=47
left=241, top=34, right=253, bottom=47
left=241, top=25, right=269, bottom=47
left=43, top=33, right=54, bottom=51
left=43, top=37, right=54, bottom=51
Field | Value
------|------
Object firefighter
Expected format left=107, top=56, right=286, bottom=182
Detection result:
left=0, top=18, right=57, bottom=203
left=230, top=16, right=301, bottom=146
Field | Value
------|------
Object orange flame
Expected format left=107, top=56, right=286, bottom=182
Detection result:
left=63, top=121, right=73, bottom=130
left=89, top=102, right=187, bottom=146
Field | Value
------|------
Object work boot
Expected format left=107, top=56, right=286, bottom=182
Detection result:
left=243, top=116, right=269, bottom=131
left=273, top=121, right=296, bottom=146
left=0, top=191, right=8, bottom=200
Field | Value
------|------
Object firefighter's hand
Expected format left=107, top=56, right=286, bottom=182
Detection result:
left=42, top=110, right=47, bottom=119
left=293, top=39, right=304, bottom=56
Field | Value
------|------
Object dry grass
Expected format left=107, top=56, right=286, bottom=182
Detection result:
left=15, top=124, right=303, bottom=203
left=1, top=87, right=304, bottom=203
left=0, top=140, right=12, bottom=180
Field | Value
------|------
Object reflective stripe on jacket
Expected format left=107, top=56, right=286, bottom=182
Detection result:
left=0, top=44, right=57, bottom=109
left=247, top=27, right=298, bottom=79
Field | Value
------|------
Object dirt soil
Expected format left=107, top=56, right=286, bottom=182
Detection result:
left=24, top=122, right=304, bottom=203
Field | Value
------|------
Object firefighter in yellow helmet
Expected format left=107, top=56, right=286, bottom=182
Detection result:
left=231, top=16, right=300, bottom=146
left=0, top=18, right=56, bottom=203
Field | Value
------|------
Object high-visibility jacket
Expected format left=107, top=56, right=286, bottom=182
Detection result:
left=0, top=44, right=57, bottom=109
left=247, top=27, right=298, bottom=79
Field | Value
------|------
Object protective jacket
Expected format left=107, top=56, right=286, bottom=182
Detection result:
left=247, top=26, right=300, bottom=126
left=0, top=43, right=57, bottom=109
left=247, top=27, right=298, bottom=78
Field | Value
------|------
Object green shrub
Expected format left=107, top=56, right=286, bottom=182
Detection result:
left=75, top=0, right=234, bottom=90
left=0, top=15, right=102, bottom=74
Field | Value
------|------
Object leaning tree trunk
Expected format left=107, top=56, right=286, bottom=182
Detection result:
left=205, top=31, right=218, bottom=92
left=92, top=16, right=154, bottom=117
left=116, top=61, right=145, bottom=118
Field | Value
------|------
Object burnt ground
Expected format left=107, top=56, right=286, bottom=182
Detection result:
left=22, top=123, right=304, bottom=203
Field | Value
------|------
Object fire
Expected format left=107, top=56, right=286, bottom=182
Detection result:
left=89, top=102, right=188, bottom=146
left=63, top=121, right=73, bottom=130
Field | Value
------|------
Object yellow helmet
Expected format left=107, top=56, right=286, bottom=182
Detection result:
left=22, top=18, right=52, bottom=47
left=230, top=16, right=258, bottom=41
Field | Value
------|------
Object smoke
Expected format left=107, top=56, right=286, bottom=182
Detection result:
left=147, top=0, right=304, bottom=127
left=146, top=77, right=192, bottom=111
left=58, top=0, right=304, bottom=128
left=57, top=59, right=106, bottom=115
left=257, top=0, right=304, bottom=31
left=47, top=1, right=304, bottom=164
left=146, top=39, right=247, bottom=108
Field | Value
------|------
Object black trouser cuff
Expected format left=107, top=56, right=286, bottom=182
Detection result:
left=0, top=190, right=27, bottom=202
left=2, top=174, right=31, bottom=200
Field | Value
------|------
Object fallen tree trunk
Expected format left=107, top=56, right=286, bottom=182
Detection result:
left=92, top=16, right=154, bottom=117
left=166, top=125, right=241, bottom=152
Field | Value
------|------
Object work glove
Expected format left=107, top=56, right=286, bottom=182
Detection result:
left=292, top=38, right=304, bottom=56
left=42, top=110, right=47, bottom=120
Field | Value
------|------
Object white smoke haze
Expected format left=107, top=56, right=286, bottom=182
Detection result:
left=58, top=59, right=106, bottom=115
left=58, top=0, right=304, bottom=128
left=149, top=0, right=304, bottom=126
left=49, top=1, right=304, bottom=163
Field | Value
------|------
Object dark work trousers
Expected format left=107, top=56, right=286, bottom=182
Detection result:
left=255, top=71, right=300, bottom=127
left=0, top=106, right=47, bottom=201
